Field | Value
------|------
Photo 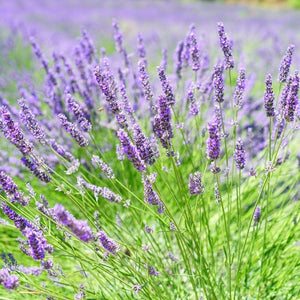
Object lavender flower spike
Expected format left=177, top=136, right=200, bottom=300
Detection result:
left=97, top=230, right=120, bottom=255
left=206, top=121, right=220, bottom=160
left=138, top=60, right=153, bottom=102
left=190, top=31, right=200, bottom=71
left=284, top=71, right=299, bottom=122
left=278, top=45, right=295, bottom=83
left=189, top=172, right=204, bottom=195
left=234, top=138, right=246, bottom=169
left=18, top=99, right=46, bottom=144
left=91, top=155, right=115, bottom=179
left=0, top=171, right=29, bottom=206
left=117, top=129, right=146, bottom=172
left=0, top=106, right=34, bottom=155
left=58, top=114, right=89, bottom=147
left=264, top=74, right=275, bottom=117
left=66, top=93, right=92, bottom=132
left=53, top=204, right=94, bottom=242
left=217, top=22, right=234, bottom=69
left=253, top=206, right=261, bottom=225
left=233, top=68, right=246, bottom=109
left=213, top=65, right=224, bottom=103
left=157, top=66, right=176, bottom=106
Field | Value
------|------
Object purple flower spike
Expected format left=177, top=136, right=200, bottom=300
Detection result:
left=97, top=230, right=120, bottom=255
left=142, top=173, right=160, bottom=206
left=133, top=124, right=155, bottom=165
left=0, top=106, right=34, bottom=155
left=66, top=93, right=92, bottom=132
left=53, top=204, right=94, bottom=242
left=217, top=22, right=234, bottom=69
left=0, top=171, right=29, bottom=206
left=175, top=41, right=184, bottom=79
left=253, top=206, right=261, bottom=225
left=58, top=114, right=89, bottom=147
left=21, top=156, right=51, bottom=183
left=138, top=60, right=153, bottom=102
left=0, top=269, right=19, bottom=290
left=157, top=66, right=175, bottom=106
left=213, top=65, right=224, bottom=103
left=206, top=121, right=220, bottom=160
left=18, top=99, right=46, bottom=144
left=234, top=138, right=246, bottom=170
left=190, top=31, right=200, bottom=71
left=233, top=68, right=246, bottom=109
left=278, top=45, right=295, bottom=83
left=153, top=95, right=173, bottom=152
left=264, top=74, right=275, bottom=117
left=284, top=71, right=299, bottom=122
left=117, top=129, right=146, bottom=172
left=189, top=172, right=205, bottom=195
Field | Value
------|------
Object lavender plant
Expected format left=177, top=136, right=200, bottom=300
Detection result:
left=0, top=15, right=299, bottom=300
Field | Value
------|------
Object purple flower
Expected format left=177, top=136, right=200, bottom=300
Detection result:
left=91, top=155, right=115, bottom=179
left=148, top=265, right=159, bottom=276
left=189, top=172, right=204, bottom=195
left=77, top=177, right=122, bottom=203
left=66, top=93, right=92, bottom=132
left=175, top=41, right=184, bottom=79
left=190, top=31, right=200, bottom=71
left=138, top=61, right=153, bottom=102
left=0, top=269, right=19, bottom=290
left=284, top=71, right=299, bottom=122
left=234, top=138, right=246, bottom=169
left=233, top=68, right=246, bottom=109
left=137, top=34, right=147, bottom=62
left=53, top=204, right=94, bottom=242
left=217, top=22, right=234, bottom=69
left=145, top=225, right=153, bottom=233
left=142, top=173, right=164, bottom=213
left=97, top=230, right=120, bottom=255
left=0, top=171, right=29, bottom=205
left=213, top=65, right=224, bottom=103
left=253, top=206, right=261, bottom=225
left=0, top=106, right=34, bottom=155
left=153, top=95, right=173, bottom=152
left=18, top=99, right=46, bottom=144
left=278, top=45, right=295, bottom=83
left=133, top=124, right=155, bottom=165
left=206, top=121, right=220, bottom=160
left=187, top=87, right=199, bottom=115
left=117, top=129, right=146, bottom=172
left=264, top=74, right=275, bottom=117
left=157, top=66, right=175, bottom=106
left=21, top=156, right=51, bottom=183
left=25, top=228, right=45, bottom=260
left=58, top=114, right=89, bottom=147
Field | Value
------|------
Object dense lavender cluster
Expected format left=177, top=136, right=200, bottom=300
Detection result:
left=0, top=7, right=299, bottom=298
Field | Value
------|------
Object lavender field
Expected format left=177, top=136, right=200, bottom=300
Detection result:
left=0, top=0, right=299, bottom=299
